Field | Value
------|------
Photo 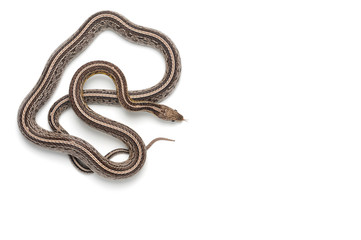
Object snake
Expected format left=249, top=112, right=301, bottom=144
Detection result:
left=17, top=11, right=182, bottom=179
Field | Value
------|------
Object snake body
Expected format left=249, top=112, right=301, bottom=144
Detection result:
left=18, top=11, right=182, bottom=179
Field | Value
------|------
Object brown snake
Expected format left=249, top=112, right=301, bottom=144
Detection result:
left=18, top=11, right=182, bottom=179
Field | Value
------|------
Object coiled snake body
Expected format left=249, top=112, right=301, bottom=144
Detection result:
left=18, top=11, right=182, bottom=179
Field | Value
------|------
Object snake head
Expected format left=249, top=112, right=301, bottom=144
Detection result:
left=156, top=105, right=184, bottom=122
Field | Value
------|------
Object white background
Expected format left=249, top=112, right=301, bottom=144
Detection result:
left=1, top=0, right=361, bottom=239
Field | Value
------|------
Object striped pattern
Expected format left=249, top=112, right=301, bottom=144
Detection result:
left=18, top=11, right=182, bottom=179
